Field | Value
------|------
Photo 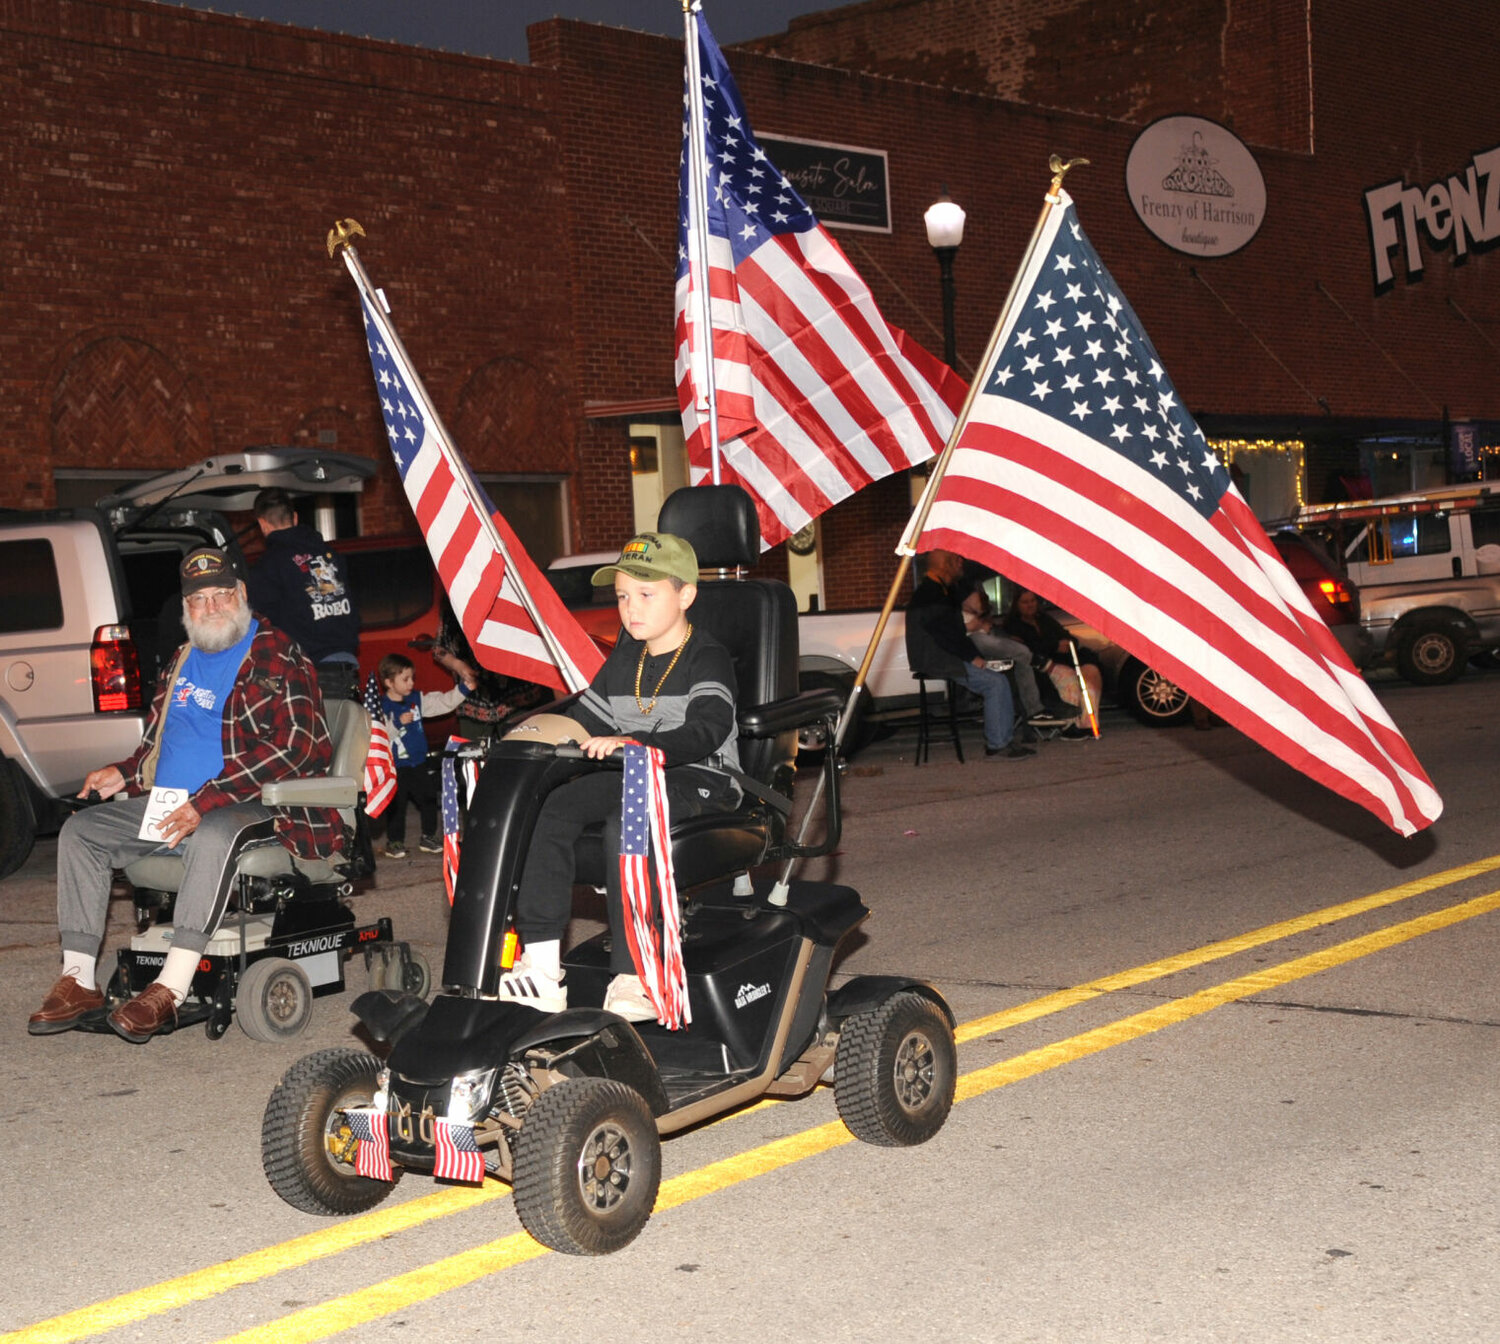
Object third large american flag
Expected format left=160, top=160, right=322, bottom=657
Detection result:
left=917, top=191, right=1440, bottom=836
left=674, top=12, right=964, bottom=550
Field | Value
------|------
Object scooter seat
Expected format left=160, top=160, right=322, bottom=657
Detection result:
left=572, top=809, right=771, bottom=892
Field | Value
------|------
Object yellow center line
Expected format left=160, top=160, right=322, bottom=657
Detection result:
left=5, top=852, right=1498, bottom=1344
left=211, top=884, right=1500, bottom=1344
left=954, top=853, right=1500, bottom=1043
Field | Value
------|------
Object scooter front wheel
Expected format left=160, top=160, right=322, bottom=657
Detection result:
left=835, top=991, right=956, bottom=1146
left=262, top=1047, right=401, bottom=1215
left=512, top=1077, right=661, bottom=1255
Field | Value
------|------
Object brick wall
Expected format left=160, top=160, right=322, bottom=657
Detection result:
left=4, top=0, right=1498, bottom=607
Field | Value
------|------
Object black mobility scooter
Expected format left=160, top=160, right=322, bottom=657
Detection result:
left=261, top=486, right=957, bottom=1253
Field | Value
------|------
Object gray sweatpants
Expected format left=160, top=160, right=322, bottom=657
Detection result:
left=57, top=795, right=274, bottom=957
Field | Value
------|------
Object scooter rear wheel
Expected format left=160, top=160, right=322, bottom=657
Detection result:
left=512, top=1077, right=661, bottom=1255
left=835, top=991, right=956, bottom=1146
left=262, top=1047, right=401, bottom=1215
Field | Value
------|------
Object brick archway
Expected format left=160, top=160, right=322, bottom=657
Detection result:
left=51, top=335, right=212, bottom=469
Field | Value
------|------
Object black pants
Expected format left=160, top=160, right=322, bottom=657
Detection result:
left=388, top=760, right=439, bottom=844
left=315, top=659, right=361, bottom=703
left=516, top=769, right=731, bottom=973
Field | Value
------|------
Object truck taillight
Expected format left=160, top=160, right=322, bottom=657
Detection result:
left=1317, top=579, right=1352, bottom=605
left=91, top=624, right=143, bottom=713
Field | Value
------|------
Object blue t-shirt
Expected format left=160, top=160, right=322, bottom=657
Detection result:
left=155, top=621, right=258, bottom=792
left=382, top=689, right=429, bottom=768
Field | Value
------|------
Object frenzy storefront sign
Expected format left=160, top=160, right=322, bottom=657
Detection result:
left=1364, top=146, right=1500, bottom=291
left=1126, top=116, right=1266, bottom=257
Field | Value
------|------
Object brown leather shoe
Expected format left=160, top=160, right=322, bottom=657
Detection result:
left=107, top=982, right=179, bottom=1043
left=28, top=975, right=107, bottom=1035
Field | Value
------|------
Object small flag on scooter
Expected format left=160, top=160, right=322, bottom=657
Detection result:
left=362, top=674, right=397, bottom=819
left=345, top=1107, right=393, bottom=1182
left=433, top=1117, right=486, bottom=1184
left=439, top=736, right=476, bottom=906
left=618, top=743, right=690, bottom=1029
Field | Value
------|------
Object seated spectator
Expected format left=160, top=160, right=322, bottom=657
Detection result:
left=904, top=550, right=1035, bottom=761
left=1002, top=588, right=1103, bottom=741
left=961, top=589, right=1071, bottom=732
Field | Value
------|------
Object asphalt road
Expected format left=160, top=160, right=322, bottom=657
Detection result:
left=1, top=669, right=1496, bottom=1343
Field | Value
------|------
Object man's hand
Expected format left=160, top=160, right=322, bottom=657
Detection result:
left=156, top=798, right=203, bottom=849
left=81, top=766, right=126, bottom=800
left=580, top=735, right=629, bottom=760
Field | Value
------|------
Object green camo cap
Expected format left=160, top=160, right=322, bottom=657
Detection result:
left=591, top=532, right=699, bottom=586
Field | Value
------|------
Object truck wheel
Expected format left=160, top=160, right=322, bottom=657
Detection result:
left=1396, top=620, right=1465, bottom=685
left=237, top=957, right=314, bottom=1042
left=512, top=1077, right=661, bottom=1255
left=835, top=991, right=956, bottom=1147
left=0, top=759, right=37, bottom=880
left=797, top=672, right=872, bottom=759
left=1122, top=660, right=1192, bottom=727
left=262, top=1047, right=400, bottom=1215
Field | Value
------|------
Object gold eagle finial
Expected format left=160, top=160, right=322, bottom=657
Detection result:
left=326, top=218, right=366, bottom=258
left=1047, top=156, right=1090, bottom=201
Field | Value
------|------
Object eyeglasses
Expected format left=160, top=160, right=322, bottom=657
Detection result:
left=185, top=588, right=238, bottom=610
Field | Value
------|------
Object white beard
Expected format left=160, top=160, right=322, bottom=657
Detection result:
left=183, top=596, right=253, bottom=653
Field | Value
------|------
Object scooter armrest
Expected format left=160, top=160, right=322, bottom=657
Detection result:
left=738, top=688, right=843, bottom=738
left=260, top=775, right=362, bottom=809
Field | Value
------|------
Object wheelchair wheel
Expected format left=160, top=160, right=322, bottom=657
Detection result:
left=834, top=991, right=956, bottom=1147
left=237, top=957, right=314, bottom=1042
left=512, top=1077, right=661, bottom=1255
left=262, top=1047, right=400, bottom=1215
left=372, top=946, right=431, bottom=998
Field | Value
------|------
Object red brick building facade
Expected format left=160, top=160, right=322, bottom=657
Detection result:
left=3, top=0, right=1496, bottom=605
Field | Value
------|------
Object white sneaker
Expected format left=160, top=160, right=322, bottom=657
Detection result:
left=602, top=973, right=657, bottom=1023
left=496, top=958, right=567, bottom=1013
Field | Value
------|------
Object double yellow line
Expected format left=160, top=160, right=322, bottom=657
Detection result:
left=9, top=854, right=1500, bottom=1344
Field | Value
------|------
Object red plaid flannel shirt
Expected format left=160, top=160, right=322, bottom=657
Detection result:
left=114, top=619, right=345, bottom=861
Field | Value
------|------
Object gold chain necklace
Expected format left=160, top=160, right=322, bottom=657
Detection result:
left=634, top=623, right=692, bottom=715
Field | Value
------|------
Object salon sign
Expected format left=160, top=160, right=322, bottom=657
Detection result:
left=1126, top=116, right=1266, bottom=257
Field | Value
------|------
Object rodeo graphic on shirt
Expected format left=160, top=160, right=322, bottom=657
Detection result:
left=298, top=552, right=353, bottom=621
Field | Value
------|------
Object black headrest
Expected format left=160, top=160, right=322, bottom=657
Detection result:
left=658, top=485, right=761, bottom=570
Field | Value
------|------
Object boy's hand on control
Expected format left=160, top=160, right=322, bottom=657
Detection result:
left=580, top=735, right=628, bottom=759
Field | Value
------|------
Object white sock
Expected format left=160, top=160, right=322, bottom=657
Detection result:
left=523, top=940, right=562, bottom=981
left=155, top=945, right=201, bottom=1004
left=62, top=953, right=98, bottom=993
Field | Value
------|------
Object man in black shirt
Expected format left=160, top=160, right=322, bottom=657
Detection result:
left=247, top=488, right=361, bottom=701
left=905, top=548, right=1034, bottom=761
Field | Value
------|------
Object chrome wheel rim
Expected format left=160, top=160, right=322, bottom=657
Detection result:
left=893, top=1030, right=937, bottom=1111
left=577, top=1121, right=633, bottom=1212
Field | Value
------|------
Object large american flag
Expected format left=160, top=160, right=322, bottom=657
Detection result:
left=361, top=673, right=396, bottom=820
left=356, top=289, right=602, bottom=694
left=917, top=191, right=1441, bottom=837
left=674, top=12, right=965, bottom=549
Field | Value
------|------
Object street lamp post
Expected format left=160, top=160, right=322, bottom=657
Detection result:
left=924, top=191, right=966, bottom=369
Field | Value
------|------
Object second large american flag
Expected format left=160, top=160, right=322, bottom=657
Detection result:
left=674, top=11, right=964, bottom=549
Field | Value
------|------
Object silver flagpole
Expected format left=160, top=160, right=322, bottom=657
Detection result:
left=328, top=221, right=592, bottom=694
left=683, top=0, right=722, bottom=483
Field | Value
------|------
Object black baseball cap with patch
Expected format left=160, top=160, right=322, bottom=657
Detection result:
left=591, top=532, right=699, bottom=586
left=179, top=547, right=239, bottom=595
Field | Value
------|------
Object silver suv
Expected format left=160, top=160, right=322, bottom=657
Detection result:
left=0, top=449, right=372, bottom=878
left=1295, top=482, right=1500, bottom=683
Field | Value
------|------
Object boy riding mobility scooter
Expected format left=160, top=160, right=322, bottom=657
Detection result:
left=261, top=486, right=958, bottom=1253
